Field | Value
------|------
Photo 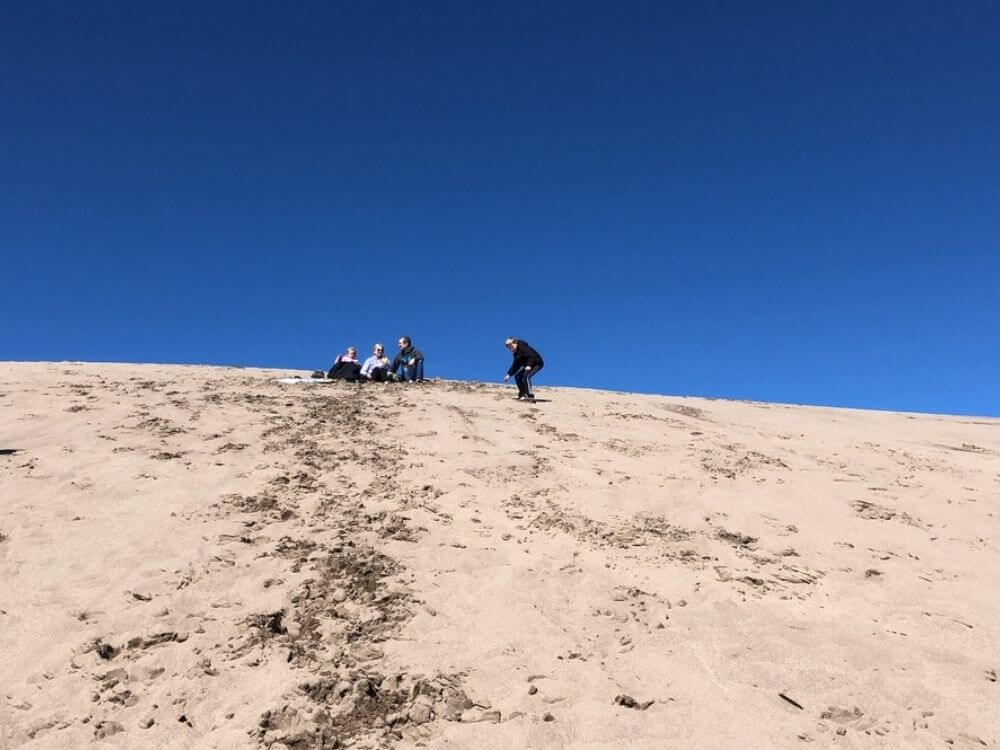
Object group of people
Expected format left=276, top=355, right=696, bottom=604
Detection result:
left=326, top=336, right=424, bottom=382
left=322, top=336, right=545, bottom=401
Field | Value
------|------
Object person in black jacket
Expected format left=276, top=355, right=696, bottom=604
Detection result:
left=328, top=346, right=362, bottom=381
left=391, top=336, right=425, bottom=382
left=503, top=337, right=544, bottom=400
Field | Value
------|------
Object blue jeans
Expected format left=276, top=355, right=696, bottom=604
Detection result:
left=397, top=360, right=424, bottom=382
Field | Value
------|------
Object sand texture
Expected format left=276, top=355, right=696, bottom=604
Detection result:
left=1, top=362, right=999, bottom=749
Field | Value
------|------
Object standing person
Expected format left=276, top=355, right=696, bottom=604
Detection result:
left=360, top=343, right=392, bottom=381
left=503, top=337, right=544, bottom=400
left=391, top=336, right=424, bottom=382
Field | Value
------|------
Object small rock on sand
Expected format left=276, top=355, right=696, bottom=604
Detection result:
left=94, top=720, right=125, bottom=739
left=409, top=703, right=433, bottom=724
left=614, top=694, right=654, bottom=710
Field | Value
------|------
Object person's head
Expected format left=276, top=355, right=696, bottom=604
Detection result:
left=346, top=347, right=357, bottom=358
left=398, top=336, right=411, bottom=349
left=505, top=337, right=518, bottom=352
left=373, top=343, right=385, bottom=356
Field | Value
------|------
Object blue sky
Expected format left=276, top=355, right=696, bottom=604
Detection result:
left=2, top=1, right=998, bottom=416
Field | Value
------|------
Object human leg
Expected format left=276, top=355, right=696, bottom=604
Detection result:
left=521, top=363, right=543, bottom=398
left=513, top=368, right=528, bottom=398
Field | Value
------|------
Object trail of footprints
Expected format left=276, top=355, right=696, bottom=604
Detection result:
left=31, top=380, right=499, bottom=748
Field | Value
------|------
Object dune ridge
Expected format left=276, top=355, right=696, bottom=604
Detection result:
left=1, top=362, right=998, bottom=748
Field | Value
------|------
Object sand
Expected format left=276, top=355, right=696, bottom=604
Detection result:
left=1, top=361, right=998, bottom=749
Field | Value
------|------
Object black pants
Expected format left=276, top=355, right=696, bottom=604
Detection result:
left=514, top=363, right=543, bottom=397
left=368, top=367, right=389, bottom=382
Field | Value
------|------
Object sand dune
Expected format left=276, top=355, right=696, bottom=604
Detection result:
left=1, top=362, right=998, bottom=749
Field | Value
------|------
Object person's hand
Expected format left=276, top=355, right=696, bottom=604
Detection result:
left=408, top=358, right=415, bottom=366
left=503, top=374, right=510, bottom=382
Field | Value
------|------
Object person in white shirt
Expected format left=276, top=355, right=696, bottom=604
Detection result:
left=360, top=343, right=392, bottom=382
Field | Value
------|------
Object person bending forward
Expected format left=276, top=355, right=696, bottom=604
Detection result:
left=503, top=337, right=544, bottom=400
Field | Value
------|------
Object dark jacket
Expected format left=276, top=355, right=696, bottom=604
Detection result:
left=391, top=345, right=424, bottom=373
left=328, top=360, right=362, bottom=381
left=507, top=340, right=543, bottom=377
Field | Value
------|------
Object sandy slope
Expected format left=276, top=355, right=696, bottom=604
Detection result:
left=1, top=362, right=998, bottom=749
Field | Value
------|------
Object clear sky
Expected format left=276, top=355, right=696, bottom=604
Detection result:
left=2, top=1, right=998, bottom=416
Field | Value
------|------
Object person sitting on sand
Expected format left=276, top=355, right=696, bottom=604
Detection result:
left=328, top=347, right=362, bottom=381
left=360, top=343, right=392, bottom=382
left=503, top=337, right=544, bottom=400
left=390, top=336, right=424, bottom=382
